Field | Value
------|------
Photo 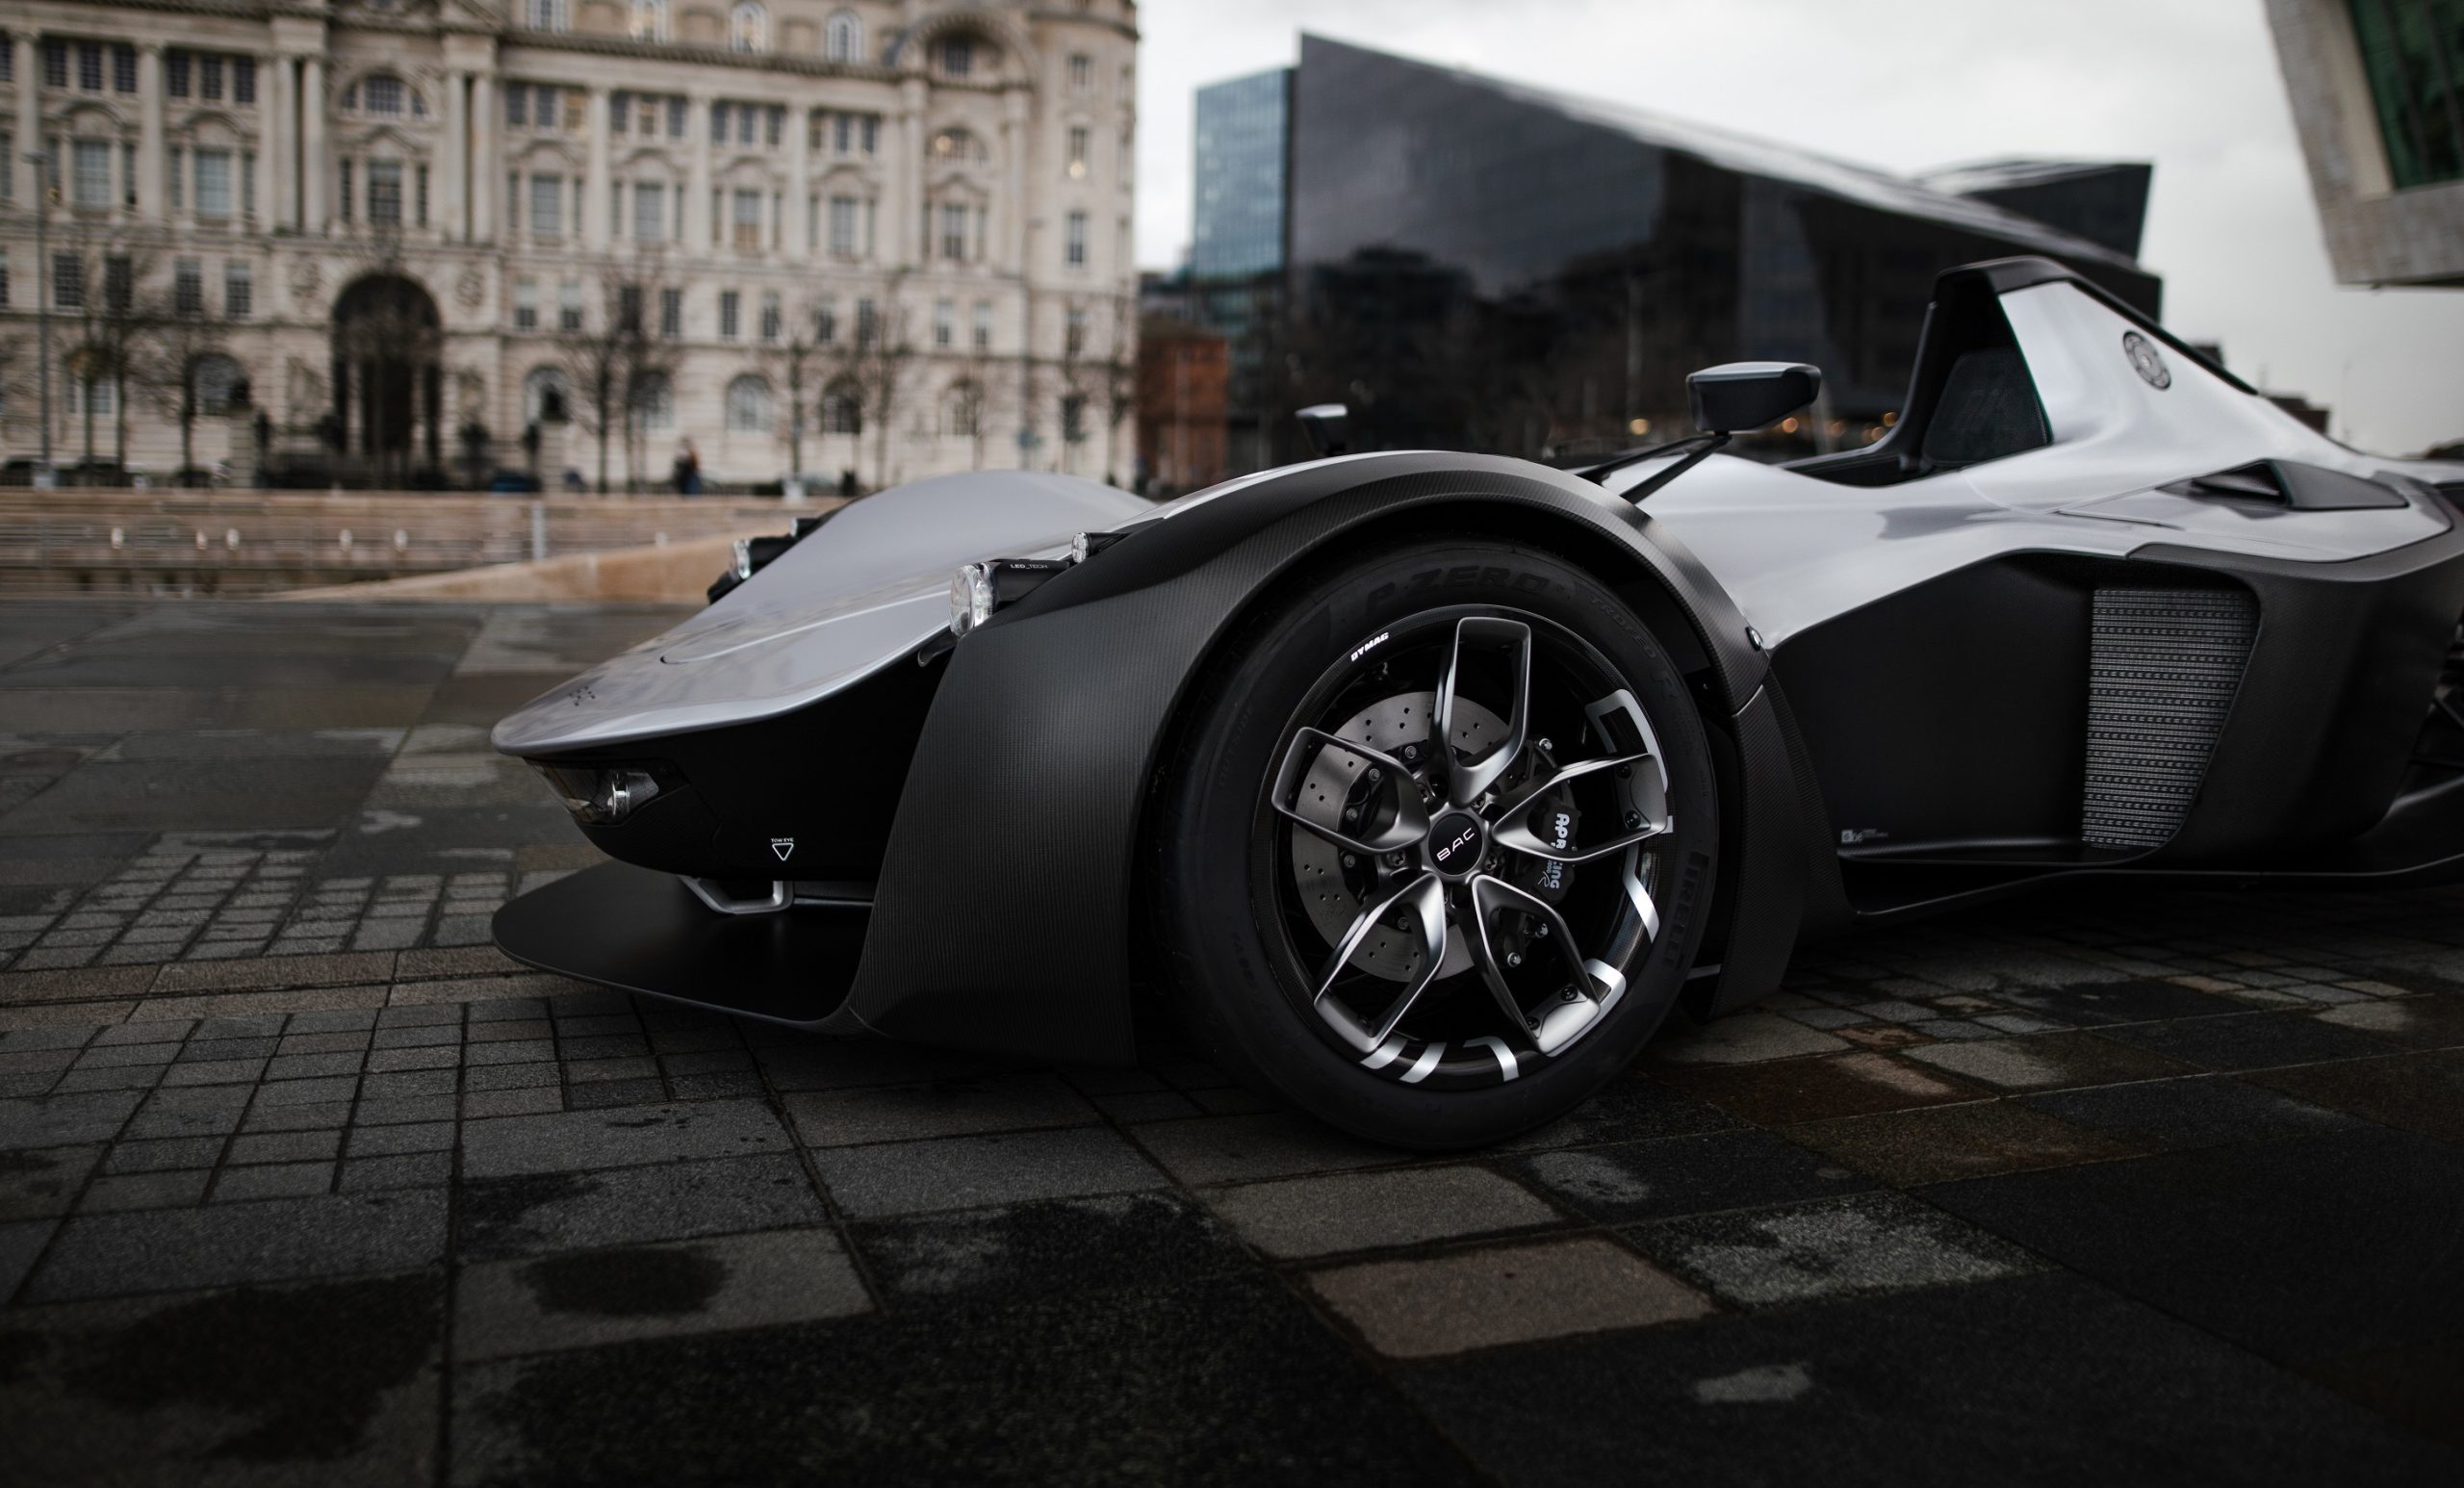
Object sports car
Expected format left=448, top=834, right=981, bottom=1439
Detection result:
left=492, top=256, right=2464, bottom=1148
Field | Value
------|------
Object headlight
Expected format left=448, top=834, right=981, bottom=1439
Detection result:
left=532, top=762, right=663, bottom=825
left=947, top=558, right=1066, bottom=638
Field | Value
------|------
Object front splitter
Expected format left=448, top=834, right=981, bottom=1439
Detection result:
left=493, top=860, right=864, bottom=1029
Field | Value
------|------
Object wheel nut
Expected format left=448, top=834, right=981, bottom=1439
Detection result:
left=1534, top=923, right=1550, bottom=938
left=1366, top=768, right=1381, bottom=783
left=1341, top=854, right=1358, bottom=869
left=1506, top=951, right=1524, bottom=967
left=1617, top=765, right=1632, bottom=780
left=1387, top=853, right=1404, bottom=868
left=1625, top=810, right=1643, bottom=828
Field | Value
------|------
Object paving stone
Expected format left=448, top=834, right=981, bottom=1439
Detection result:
left=1992, top=978, right=2256, bottom=1027
left=455, top=1228, right=871, bottom=1361
left=2240, top=1049, right=2464, bottom=1145
left=459, top=1152, right=826, bottom=1261
left=2097, top=1010, right=2399, bottom=1073
left=460, top=1099, right=793, bottom=1180
left=0, top=1216, right=56, bottom=1299
left=341, top=1152, right=455, bottom=1193
left=31, top=1189, right=449, bottom=1301
left=101, top=1136, right=225, bottom=1174
left=2312, top=995, right=2464, bottom=1049
left=228, top=1128, right=346, bottom=1166
left=1651, top=1051, right=1988, bottom=1126
left=1132, top=1112, right=1403, bottom=1187
left=2020, top=1075, right=2362, bottom=1153
left=0, top=1090, right=142, bottom=1148
left=0, top=1270, right=445, bottom=1486
left=1786, top=1098, right=2141, bottom=1186
left=354, top=1094, right=460, bottom=1125
left=1310, top=1237, right=1712, bottom=1358
left=1398, top=1271, right=2453, bottom=1487
left=785, top=1073, right=1098, bottom=1147
left=1496, top=1074, right=1746, bottom=1150
left=853, top=1191, right=1248, bottom=1305
left=1510, top=1129, right=1877, bottom=1224
left=1902, top=1031, right=2199, bottom=1091
left=1927, top=1127, right=2464, bottom=1364
left=0, top=1143, right=103, bottom=1219
left=814, top=1127, right=1168, bottom=1219
left=0, top=965, right=157, bottom=1006
left=1207, top=1166, right=1563, bottom=1259
left=1630, top=1190, right=2044, bottom=1309
left=77, top=1169, right=213, bottom=1214
left=213, top=1161, right=337, bottom=1203
left=449, top=1270, right=1476, bottom=1485
left=1652, top=1013, right=1851, bottom=1065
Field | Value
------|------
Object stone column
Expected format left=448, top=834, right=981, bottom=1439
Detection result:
left=896, top=78, right=927, bottom=268
left=439, top=69, right=467, bottom=241
left=583, top=84, right=611, bottom=249
left=470, top=72, right=495, bottom=241
left=301, top=54, right=327, bottom=234
left=787, top=101, right=809, bottom=257
left=137, top=44, right=166, bottom=218
left=257, top=52, right=283, bottom=224
left=267, top=53, right=294, bottom=228
left=1001, top=89, right=1029, bottom=271
left=685, top=90, right=712, bottom=252
left=13, top=34, right=39, bottom=210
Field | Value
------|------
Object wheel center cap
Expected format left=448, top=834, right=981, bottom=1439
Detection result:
left=1427, top=810, right=1486, bottom=878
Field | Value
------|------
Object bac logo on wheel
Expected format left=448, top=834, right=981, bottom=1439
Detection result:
left=2122, top=331, right=2171, bottom=390
left=770, top=838, right=796, bottom=861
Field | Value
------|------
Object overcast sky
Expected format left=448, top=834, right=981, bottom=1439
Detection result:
left=1131, top=0, right=2464, bottom=455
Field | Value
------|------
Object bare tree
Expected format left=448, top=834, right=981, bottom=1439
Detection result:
left=54, top=228, right=163, bottom=475
left=834, top=270, right=914, bottom=488
left=142, top=305, right=235, bottom=483
left=765, top=296, right=830, bottom=488
left=561, top=262, right=680, bottom=495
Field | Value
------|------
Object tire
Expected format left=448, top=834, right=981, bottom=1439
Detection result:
left=1152, top=536, right=1718, bottom=1149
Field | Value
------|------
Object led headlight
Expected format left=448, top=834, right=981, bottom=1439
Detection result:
left=947, top=558, right=1067, bottom=638
left=532, top=762, right=663, bottom=826
left=730, top=538, right=755, bottom=581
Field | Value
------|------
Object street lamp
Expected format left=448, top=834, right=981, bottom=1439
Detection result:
left=19, top=149, right=54, bottom=485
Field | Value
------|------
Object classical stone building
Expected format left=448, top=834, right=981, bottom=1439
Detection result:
left=0, top=0, right=1141, bottom=489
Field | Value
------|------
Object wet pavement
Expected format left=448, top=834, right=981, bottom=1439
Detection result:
left=0, top=599, right=2459, bottom=1485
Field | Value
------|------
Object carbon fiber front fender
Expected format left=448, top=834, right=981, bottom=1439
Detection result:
left=836, top=451, right=1819, bottom=1063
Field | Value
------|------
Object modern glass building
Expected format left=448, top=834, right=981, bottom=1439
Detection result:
left=1277, top=36, right=2163, bottom=462
left=1192, top=67, right=1292, bottom=278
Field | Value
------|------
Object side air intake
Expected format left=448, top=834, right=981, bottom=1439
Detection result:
left=2083, top=588, right=2257, bottom=850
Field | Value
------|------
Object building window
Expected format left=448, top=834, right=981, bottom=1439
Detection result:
left=514, top=276, right=538, bottom=330
left=234, top=58, right=255, bottom=104
left=940, top=38, right=974, bottom=79
left=855, top=297, right=877, bottom=347
left=617, top=284, right=644, bottom=334
left=416, top=164, right=429, bottom=226
left=826, top=11, right=863, bottom=63
left=633, top=181, right=666, bottom=242
left=54, top=252, right=84, bottom=309
left=931, top=128, right=986, bottom=163
left=634, top=373, right=675, bottom=431
left=730, top=2, right=769, bottom=54
left=69, top=141, right=111, bottom=208
left=195, top=150, right=233, bottom=218
left=224, top=262, right=252, bottom=319
left=526, top=0, right=570, bottom=33
left=525, top=366, right=571, bottom=423
left=1062, top=393, right=1086, bottom=444
left=242, top=152, right=256, bottom=216
left=368, top=161, right=403, bottom=225
left=929, top=298, right=952, bottom=348
left=630, top=0, right=672, bottom=42
left=167, top=51, right=190, bottom=96
left=529, top=174, right=564, bottom=237
left=825, top=385, right=861, bottom=434
left=1065, top=305, right=1088, bottom=358
left=1067, top=126, right=1090, bottom=179
left=506, top=84, right=529, bottom=127
left=200, top=55, right=223, bottom=101
left=42, top=41, right=67, bottom=89
left=105, top=255, right=131, bottom=311
left=114, top=45, right=137, bottom=93
left=765, top=107, right=783, bottom=148
left=363, top=74, right=405, bottom=117
left=193, top=354, right=243, bottom=415
left=68, top=376, right=118, bottom=420
left=972, top=300, right=992, bottom=350
left=759, top=292, right=782, bottom=342
left=338, top=158, right=353, bottom=222
left=559, top=279, right=583, bottom=332
left=79, top=43, right=104, bottom=91
left=0, top=250, right=10, bottom=308
left=174, top=260, right=204, bottom=316
left=940, top=202, right=969, bottom=261
left=1065, top=210, right=1088, bottom=269
left=732, top=188, right=761, bottom=250
left=827, top=194, right=859, bottom=257
left=660, top=287, right=682, bottom=338
left=1069, top=53, right=1092, bottom=91
left=2349, top=0, right=2464, bottom=189
left=168, top=146, right=183, bottom=210
left=815, top=301, right=837, bottom=345
left=123, top=142, right=138, bottom=207
left=719, top=289, right=740, bottom=339
left=668, top=97, right=687, bottom=138
left=727, top=375, right=773, bottom=431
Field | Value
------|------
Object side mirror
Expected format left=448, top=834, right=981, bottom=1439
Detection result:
left=1686, top=362, right=1821, bottom=435
left=1296, top=403, right=1349, bottom=457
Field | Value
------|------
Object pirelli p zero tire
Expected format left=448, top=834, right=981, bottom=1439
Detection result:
left=1153, top=537, right=1718, bottom=1150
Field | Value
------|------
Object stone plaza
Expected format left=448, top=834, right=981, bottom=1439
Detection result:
left=0, top=599, right=2459, bottom=1483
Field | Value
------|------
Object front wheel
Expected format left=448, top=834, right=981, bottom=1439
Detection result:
left=1152, top=537, right=1718, bottom=1149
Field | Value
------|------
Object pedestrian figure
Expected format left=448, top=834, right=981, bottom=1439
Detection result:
left=675, top=440, right=703, bottom=497
left=837, top=467, right=859, bottom=500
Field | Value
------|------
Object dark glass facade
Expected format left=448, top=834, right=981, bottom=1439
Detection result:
left=2349, top=0, right=2464, bottom=190
left=1192, top=68, right=1292, bottom=278
left=1280, top=37, right=2163, bottom=463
